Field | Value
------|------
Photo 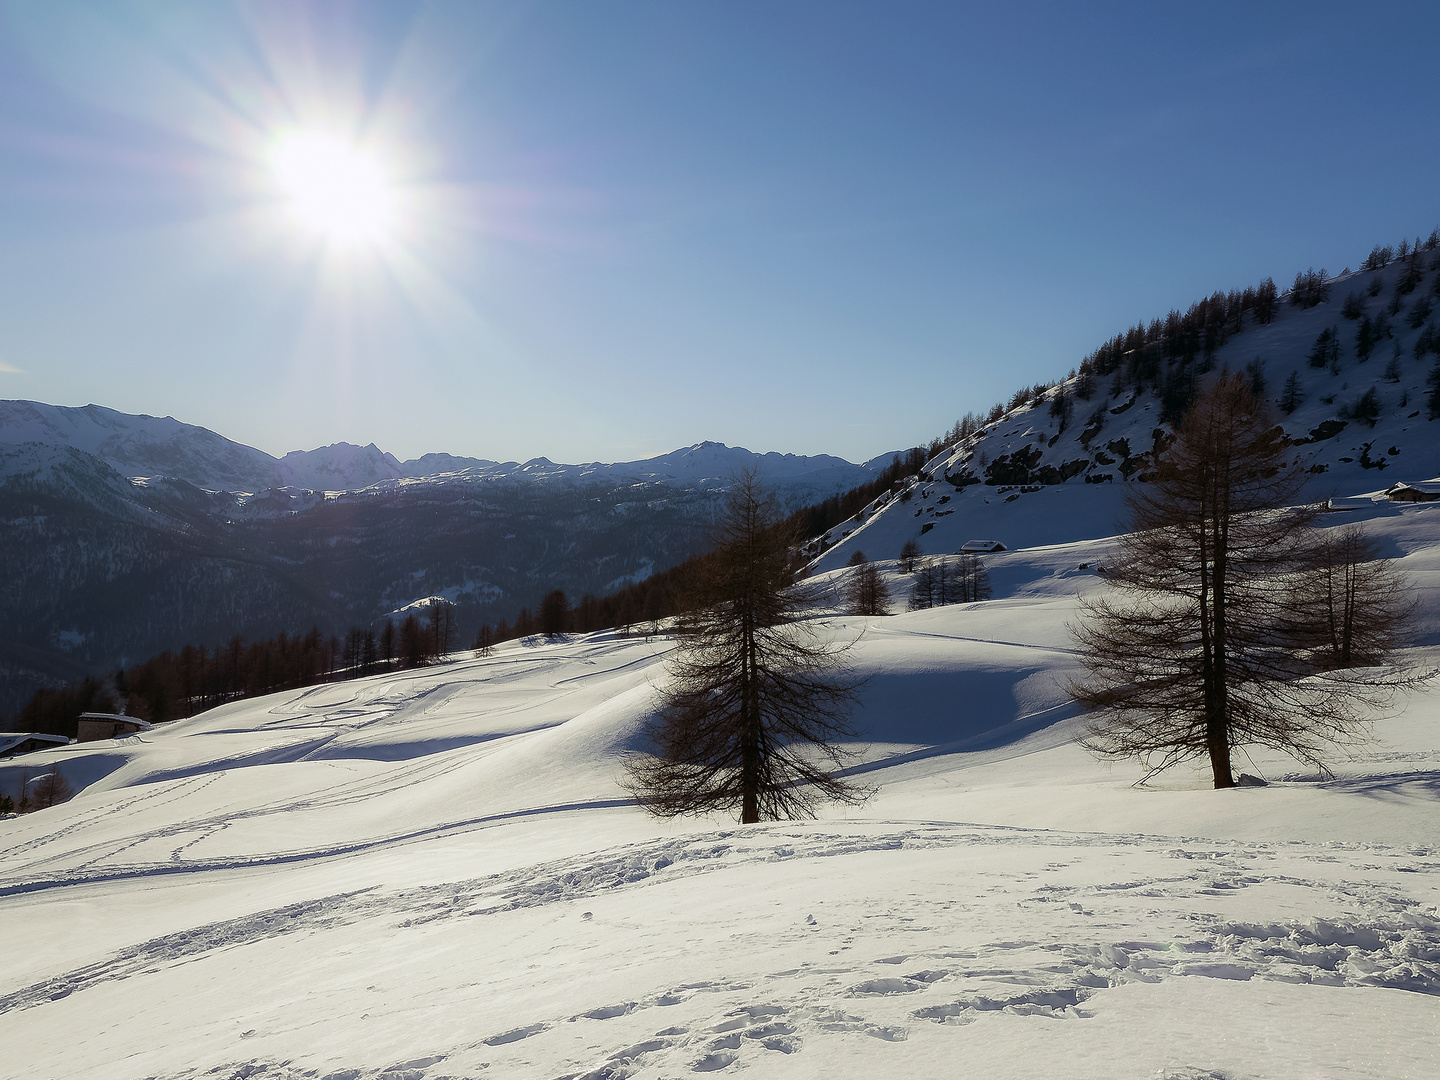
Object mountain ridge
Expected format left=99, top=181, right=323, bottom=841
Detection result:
left=805, top=250, right=1440, bottom=574
left=0, top=400, right=882, bottom=494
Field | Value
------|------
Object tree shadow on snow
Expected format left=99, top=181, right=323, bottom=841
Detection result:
left=843, top=667, right=1080, bottom=771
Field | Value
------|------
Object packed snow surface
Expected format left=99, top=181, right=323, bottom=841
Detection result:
left=4, top=502, right=1440, bottom=1079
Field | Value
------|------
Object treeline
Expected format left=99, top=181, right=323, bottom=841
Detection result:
left=472, top=446, right=962, bottom=651
left=1074, top=230, right=1440, bottom=424
left=16, top=609, right=460, bottom=736
left=781, top=447, right=931, bottom=549
left=473, top=560, right=707, bottom=650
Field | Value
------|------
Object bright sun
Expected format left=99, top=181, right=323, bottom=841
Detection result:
left=268, top=131, right=399, bottom=248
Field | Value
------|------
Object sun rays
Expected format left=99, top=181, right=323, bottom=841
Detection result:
left=267, top=129, right=401, bottom=250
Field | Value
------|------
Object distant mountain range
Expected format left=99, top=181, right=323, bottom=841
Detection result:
left=0, top=405, right=888, bottom=716
left=0, top=400, right=876, bottom=495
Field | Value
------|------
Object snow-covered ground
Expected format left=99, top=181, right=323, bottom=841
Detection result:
left=3, top=503, right=1439, bottom=1079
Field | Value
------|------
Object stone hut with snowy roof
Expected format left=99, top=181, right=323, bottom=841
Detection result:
left=76, top=714, right=153, bottom=742
left=1383, top=481, right=1440, bottom=503
left=0, top=733, right=70, bottom=759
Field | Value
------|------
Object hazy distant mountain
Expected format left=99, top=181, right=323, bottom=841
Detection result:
left=0, top=400, right=880, bottom=496
left=0, top=401, right=284, bottom=491
left=0, top=406, right=887, bottom=716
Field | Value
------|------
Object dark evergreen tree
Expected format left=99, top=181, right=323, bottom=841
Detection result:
left=1362, top=244, right=1393, bottom=271
left=380, top=620, right=396, bottom=666
left=1160, top=364, right=1197, bottom=424
left=1252, top=277, right=1278, bottom=324
left=1279, top=371, right=1305, bottom=414
left=427, top=601, right=455, bottom=656
left=1355, top=317, right=1376, bottom=363
left=1290, top=268, right=1330, bottom=309
left=399, top=615, right=427, bottom=668
left=1245, top=358, right=1267, bottom=398
left=473, top=624, right=495, bottom=657
left=1344, top=386, right=1381, bottom=426
left=1307, top=327, right=1337, bottom=368
left=624, top=471, right=868, bottom=823
left=1048, top=387, right=1073, bottom=431
left=844, top=560, right=890, bottom=616
left=540, top=590, right=570, bottom=638
left=898, top=538, right=923, bottom=573
left=1427, top=358, right=1440, bottom=420
left=1416, top=322, right=1438, bottom=361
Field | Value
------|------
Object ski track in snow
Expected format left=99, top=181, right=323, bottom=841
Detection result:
left=5, top=822, right=1438, bottom=1079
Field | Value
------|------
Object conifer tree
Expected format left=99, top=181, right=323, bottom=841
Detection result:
left=1356, top=317, right=1375, bottom=363
left=540, top=590, right=570, bottom=638
left=845, top=560, right=890, bottom=616
left=624, top=471, right=868, bottom=823
left=1070, top=374, right=1411, bottom=788
left=898, top=539, right=923, bottom=573
left=1307, top=328, right=1336, bottom=368
left=473, top=624, right=495, bottom=657
left=1279, top=371, right=1305, bottom=414
left=1252, top=277, right=1278, bottom=323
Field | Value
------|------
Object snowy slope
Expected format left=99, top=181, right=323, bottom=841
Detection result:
left=0, top=401, right=285, bottom=492
left=808, top=256, right=1440, bottom=573
left=2, top=498, right=1438, bottom=1079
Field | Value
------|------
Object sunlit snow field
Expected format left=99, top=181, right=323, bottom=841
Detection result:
left=3, top=502, right=1439, bottom=1080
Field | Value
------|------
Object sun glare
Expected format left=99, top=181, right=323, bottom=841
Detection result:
left=268, top=131, right=400, bottom=248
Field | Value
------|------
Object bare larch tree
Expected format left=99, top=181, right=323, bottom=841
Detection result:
left=1299, top=523, right=1414, bottom=670
left=845, top=559, right=891, bottom=616
left=625, top=470, right=870, bottom=822
left=1070, top=373, right=1415, bottom=787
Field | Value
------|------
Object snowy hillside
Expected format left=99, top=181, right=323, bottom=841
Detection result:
left=2, top=497, right=1438, bottom=1079
left=0, top=401, right=284, bottom=492
left=808, top=255, right=1440, bottom=573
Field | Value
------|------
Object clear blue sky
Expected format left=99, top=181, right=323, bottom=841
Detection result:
left=1, top=1, right=1437, bottom=465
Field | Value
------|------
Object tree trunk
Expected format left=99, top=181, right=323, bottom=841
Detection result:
left=1207, top=722, right=1235, bottom=787
left=740, top=609, right=760, bottom=824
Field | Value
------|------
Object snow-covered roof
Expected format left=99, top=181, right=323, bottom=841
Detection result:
left=1384, top=480, right=1440, bottom=496
left=77, top=713, right=153, bottom=731
left=0, top=732, right=69, bottom=756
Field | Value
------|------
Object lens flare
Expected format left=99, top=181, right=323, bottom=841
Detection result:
left=269, top=130, right=399, bottom=248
